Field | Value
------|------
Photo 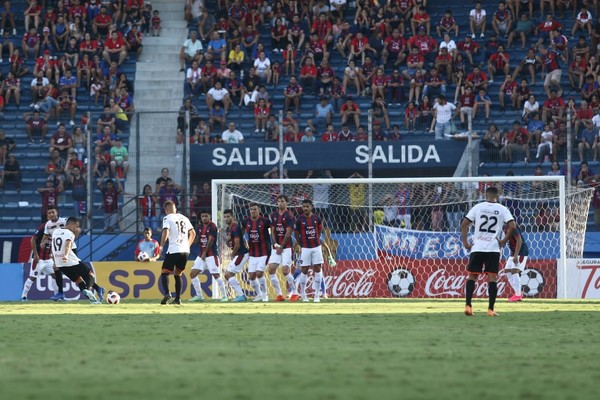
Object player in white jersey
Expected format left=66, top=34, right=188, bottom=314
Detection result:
left=159, top=200, right=196, bottom=305
left=51, top=217, right=99, bottom=303
left=461, top=186, right=515, bottom=317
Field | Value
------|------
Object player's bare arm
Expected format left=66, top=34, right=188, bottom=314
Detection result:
left=30, top=234, right=40, bottom=262
left=62, top=239, right=73, bottom=262
left=512, top=233, right=522, bottom=263
left=187, top=228, right=196, bottom=249
left=460, top=217, right=473, bottom=250
left=160, top=227, right=169, bottom=253
left=202, top=235, right=214, bottom=260
left=498, top=220, right=516, bottom=247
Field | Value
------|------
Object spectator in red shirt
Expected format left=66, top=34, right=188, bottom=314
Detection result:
left=466, top=66, right=489, bottom=92
left=340, top=97, right=361, bottom=129
left=300, top=57, right=318, bottom=95
left=499, top=74, right=518, bottom=110
left=411, top=6, right=431, bottom=36
left=284, top=76, right=303, bottom=113
left=542, top=90, right=565, bottom=124
left=500, top=120, right=530, bottom=162
left=348, top=31, right=375, bottom=64
left=436, top=9, right=459, bottom=38
left=568, top=53, right=587, bottom=90
left=382, top=28, right=407, bottom=66
left=458, top=86, right=476, bottom=128
left=311, top=12, right=333, bottom=46
left=575, top=100, right=594, bottom=136
left=487, top=45, right=510, bottom=83
left=102, top=30, right=127, bottom=65
left=404, top=102, right=418, bottom=132
left=24, top=0, right=42, bottom=32
left=407, top=26, right=438, bottom=63
left=321, top=124, right=338, bottom=142
left=535, top=15, right=562, bottom=48
left=457, top=35, right=480, bottom=66
left=337, top=125, right=354, bottom=141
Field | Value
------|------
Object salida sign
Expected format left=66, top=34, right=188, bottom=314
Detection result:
left=191, top=141, right=466, bottom=172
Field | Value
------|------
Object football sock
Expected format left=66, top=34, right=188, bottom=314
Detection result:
left=215, top=277, right=227, bottom=297
left=174, top=275, right=182, bottom=299
left=250, top=279, right=262, bottom=297
left=92, top=283, right=101, bottom=292
left=228, top=276, right=243, bottom=296
left=22, top=279, right=33, bottom=298
left=258, top=276, right=267, bottom=296
left=465, top=279, right=475, bottom=306
left=87, top=273, right=95, bottom=291
left=488, top=281, right=498, bottom=311
left=270, top=274, right=282, bottom=296
left=191, top=277, right=204, bottom=299
left=55, top=270, right=64, bottom=294
left=320, top=271, right=327, bottom=295
left=49, top=276, right=58, bottom=294
left=313, top=272, right=323, bottom=299
left=160, top=273, right=170, bottom=295
left=77, top=281, right=87, bottom=292
left=298, top=273, right=307, bottom=297
left=285, top=273, right=296, bottom=294
left=510, top=273, right=522, bottom=296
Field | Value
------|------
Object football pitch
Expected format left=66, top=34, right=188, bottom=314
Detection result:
left=1, top=300, right=599, bottom=400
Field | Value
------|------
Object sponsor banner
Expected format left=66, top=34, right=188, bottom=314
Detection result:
left=375, top=225, right=560, bottom=260
left=1, top=263, right=24, bottom=301
left=22, top=262, right=88, bottom=300
left=190, top=141, right=466, bottom=172
left=559, top=259, right=600, bottom=299
left=378, top=257, right=557, bottom=299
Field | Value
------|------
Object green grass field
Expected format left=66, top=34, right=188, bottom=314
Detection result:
left=1, top=299, right=599, bottom=400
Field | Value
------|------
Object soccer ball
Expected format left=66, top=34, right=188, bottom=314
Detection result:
left=521, top=269, right=545, bottom=297
left=106, top=291, right=121, bottom=304
left=387, top=268, right=415, bottom=297
left=137, top=251, right=150, bottom=262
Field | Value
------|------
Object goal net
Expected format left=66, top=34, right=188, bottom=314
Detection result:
left=211, top=177, right=593, bottom=299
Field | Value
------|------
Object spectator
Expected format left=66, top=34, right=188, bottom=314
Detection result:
left=96, top=106, right=116, bottom=135
left=418, top=96, right=434, bottom=131
left=222, top=122, right=244, bottom=143
left=547, top=161, right=562, bottom=176
left=500, top=120, right=530, bottom=162
left=302, top=127, right=316, bottom=142
left=482, top=123, right=502, bottom=150
left=184, top=60, right=202, bottom=97
left=578, top=122, right=598, bottom=161
left=98, top=178, right=123, bottom=232
left=0, top=129, right=15, bottom=165
left=540, top=46, right=564, bottom=98
left=109, top=137, right=129, bottom=179
left=227, top=44, right=244, bottom=74
left=0, top=1, right=16, bottom=37
left=139, top=184, right=159, bottom=231
left=22, top=27, right=41, bottom=60
left=46, top=149, right=66, bottom=185
left=340, top=97, right=361, bottom=129
left=492, top=2, right=512, bottom=37
left=411, top=6, right=431, bottom=36
left=95, top=124, right=117, bottom=156
left=512, top=49, right=541, bottom=86
left=33, top=50, right=57, bottom=81
left=271, top=17, right=288, bottom=52
left=300, top=57, right=318, bottom=94
left=473, top=88, right=492, bottom=123
left=206, top=80, right=232, bottom=114
left=30, top=70, right=51, bottom=104
left=134, top=228, right=160, bottom=261
left=404, top=102, right=418, bottom=133
left=337, top=125, right=354, bottom=141
left=0, top=153, right=21, bottom=192
left=206, top=30, right=227, bottom=62
left=177, top=97, right=201, bottom=133
left=387, top=69, right=405, bottom=106
left=116, top=87, right=135, bottom=119
left=56, top=89, right=78, bottom=126
left=372, top=96, right=391, bottom=130
left=432, top=95, right=457, bottom=140
left=576, top=101, right=594, bottom=136
left=38, top=176, right=61, bottom=222
left=515, top=78, right=531, bottom=109
left=487, top=45, right=510, bottom=84
left=541, top=90, right=565, bottom=124
left=23, top=110, right=49, bottom=144
left=466, top=66, right=488, bottom=92
left=435, top=46, right=453, bottom=82
left=209, top=102, right=226, bottom=130
left=179, top=30, right=203, bottom=72
left=125, top=24, right=143, bottom=61
left=329, top=76, right=345, bottom=112
left=321, top=124, right=338, bottom=142
left=423, top=68, right=447, bottom=99
left=253, top=98, right=270, bottom=133
left=522, top=94, right=540, bottom=122
left=284, top=75, right=303, bottom=112
left=308, top=96, right=334, bottom=132
left=469, top=2, right=487, bottom=39
left=71, top=126, right=86, bottom=161
left=103, top=30, right=127, bottom=66
left=458, top=86, right=475, bottom=128
left=535, top=124, right=553, bottom=161
left=265, top=115, right=279, bottom=141
left=58, top=68, right=79, bottom=100
left=66, top=164, right=88, bottom=229
left=158, top=178, right=181, bottom=217
left=50, top=123, right=74, bottom=158
left=253, top=51, right=273, bottom=85
left=568, top=53, right=587, bottom=91
left=436, top=9, right=459, bottom=38
left=572, top=5, right=593, bottom=37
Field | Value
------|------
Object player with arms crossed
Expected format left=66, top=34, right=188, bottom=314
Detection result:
left=51, top=217, right=99, bottom=303
left=295, top=199, right=324, bottom=302
left=268, top=195, right=298, bottom=302
left=223, top=209, right=250, bottom=302
left=461, top=186, right=515, bottom=316
left=160, top=200, right=195, bottom=305
left=189, top=210, right=228, bottom=302
left=245, top=203, right=272, bottom=302
left=503, top=224, right=529, bottom=302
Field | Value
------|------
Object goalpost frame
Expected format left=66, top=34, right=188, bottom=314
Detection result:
left=212, top=176, right=569, bottom=298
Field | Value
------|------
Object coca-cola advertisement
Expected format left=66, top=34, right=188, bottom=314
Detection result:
left=313, top=258, right=556, bottom=298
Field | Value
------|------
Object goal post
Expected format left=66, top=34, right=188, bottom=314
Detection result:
left=212, top=176, right=593, bottom=300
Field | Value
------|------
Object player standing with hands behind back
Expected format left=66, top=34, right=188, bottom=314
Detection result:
left=295, top=199, right=324, bottom=303
left=160, top=200, right=195, bottom=305
left=461, top=186, right=515, bottom=316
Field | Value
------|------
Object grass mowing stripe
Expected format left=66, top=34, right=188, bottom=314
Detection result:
left=0, top=301, right=598, bottom=400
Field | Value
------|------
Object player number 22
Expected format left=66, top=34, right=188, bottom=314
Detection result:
left=479, top=215, right=498, bottom=233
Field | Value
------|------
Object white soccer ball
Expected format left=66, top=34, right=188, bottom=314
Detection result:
left=137, top=251, right=150, bottom=262
left=106, top=291, right=121, bottom=304
left=387, top=268, right=415, bottom=297
left=521, top=268, right=545, bottom=297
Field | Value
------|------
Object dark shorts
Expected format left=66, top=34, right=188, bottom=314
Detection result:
left=162, top=253, right=189, bottom=272
left=467, top=252, right=500, bottom=275
left=59, top=262, right=90, bottom=282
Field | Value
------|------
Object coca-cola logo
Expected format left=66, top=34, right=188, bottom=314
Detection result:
left=425, top=269, right=507, bottom=297
left=304, top=269, right=375, bottom=297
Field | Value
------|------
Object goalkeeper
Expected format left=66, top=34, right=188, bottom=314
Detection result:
left=503, top=224, right=529, bottom=303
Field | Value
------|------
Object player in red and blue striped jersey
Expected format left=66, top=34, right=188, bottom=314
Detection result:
left=190, top=211, right=228, bottom=302
left=503, top=224, right=529, bottom=302
left=294, top=199, right=324, bottom=302
left=245, top=203, right=272, bottom=302
left=268, top=195, right=297, bottom=302
left=223, top=209, right=249, bottom=302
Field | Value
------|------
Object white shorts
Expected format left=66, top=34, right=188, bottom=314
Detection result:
left=505, top=256, right=528, bottom=272
left=191, top=255, right=220, bottom=275
left=227, top=253, right=249, bottom=274
left=268, top=247, right=292, bottom=267
left=248, top=255, right=268, bottom=273
left=30, top=258, right=54, bottom=278
left=299, top=246, right=324, bottom=267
